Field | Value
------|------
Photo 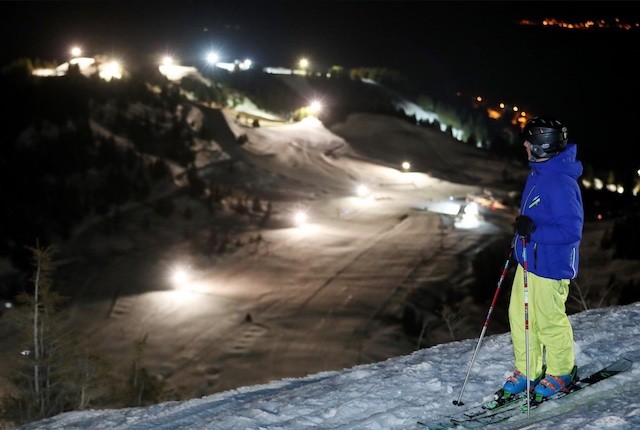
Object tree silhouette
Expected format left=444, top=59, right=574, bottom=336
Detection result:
left=1, top=243, right=114, bottom=424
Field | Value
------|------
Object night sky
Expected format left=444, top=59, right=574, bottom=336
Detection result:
left=2, top=1, right=639, bottom=172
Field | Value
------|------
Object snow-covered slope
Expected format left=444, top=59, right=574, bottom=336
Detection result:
left=4, top=79, right=638, bottom=430
left=20, top=302, right=640, bottom=429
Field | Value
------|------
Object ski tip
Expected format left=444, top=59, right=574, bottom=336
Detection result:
left=452, top=400, right=464, bottom=406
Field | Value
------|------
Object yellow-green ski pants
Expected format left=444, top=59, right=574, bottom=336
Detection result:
left=508, top=264, right=574, bottom=378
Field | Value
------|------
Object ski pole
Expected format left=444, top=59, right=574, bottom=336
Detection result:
left=522, top=235, right=531, bottom=417
left=453, top=237, right=516, bottom=406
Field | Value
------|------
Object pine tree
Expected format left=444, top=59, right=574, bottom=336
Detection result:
left=1, top=242, right=115, bottom=425
left=1, top=242, right=72, bottom=423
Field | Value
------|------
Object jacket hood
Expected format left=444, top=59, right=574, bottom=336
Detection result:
left=529, top=143, right=583, bottom=179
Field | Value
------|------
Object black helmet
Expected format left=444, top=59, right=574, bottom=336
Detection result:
left=521, top=116, right=568, bottom=159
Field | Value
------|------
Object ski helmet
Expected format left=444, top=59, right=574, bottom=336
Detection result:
left=521, top=116, right=568, bottom=159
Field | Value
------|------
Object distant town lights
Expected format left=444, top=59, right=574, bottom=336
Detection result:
left=594, top=178, right=604, bottom=190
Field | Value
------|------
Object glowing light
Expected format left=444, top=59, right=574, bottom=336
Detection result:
left=99, top=60, right=122, bottom=81
left=455, top=215, right=480, bottom=229
left=31, top=68, right=57, bottom=77
left=161, top=56, right=174, bottom=66
left=309, top=101, right=322, bottom=114
left=286, top=206, right=319, bottom=235
left=216, top=62, right=236, bottom=72
left=594, top=178, right=604, bottom=190
left=170, top=264, right=192, bottom=290
left=172, top=269, right=189, bottom=284
left=401, top=161, right=411, bottom=171
left=293, top=210, right=308, bottom=226
left=463, top=202, right=479, bottom=216
left=427, top=200, right=461, bottom=216
left=69, top=57, right=96, bottom=69
left=70, top=46, right=82, bottom=57
left=356, top=184, right=370, bottom=197
left=206, top=52, right=219, bottom=64
left=455, top=203, right=481, bottom=229
left=158, top=63, right=198, bottom=81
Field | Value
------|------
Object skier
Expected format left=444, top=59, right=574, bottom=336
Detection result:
left=498, top=116, right=584, bottom=401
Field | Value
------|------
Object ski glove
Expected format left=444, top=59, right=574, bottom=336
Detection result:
left=515, top=215, right=535, bottom=240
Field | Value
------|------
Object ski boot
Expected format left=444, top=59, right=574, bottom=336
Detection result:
left=530, top=365, right=579, bottom=405
left=486, top=367, right=545, bottom=409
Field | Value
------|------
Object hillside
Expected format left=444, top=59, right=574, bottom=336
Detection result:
left=1, top=65, right=639, bottom=428
left=15, top=303, right=640, bottom=429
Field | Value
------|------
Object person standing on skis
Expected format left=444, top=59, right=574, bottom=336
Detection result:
left=497, top=116, right=584, bottom=402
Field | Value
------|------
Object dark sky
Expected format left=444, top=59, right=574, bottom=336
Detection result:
left=2, top=1, right=639, bottom=172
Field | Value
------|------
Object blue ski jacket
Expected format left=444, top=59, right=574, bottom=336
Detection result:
left=514, top=143, right=584, bottom=280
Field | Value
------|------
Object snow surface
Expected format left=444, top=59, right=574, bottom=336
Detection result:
left=7, top=99, right=640, bottom=430
left=19, top=303, right=640, bottom=429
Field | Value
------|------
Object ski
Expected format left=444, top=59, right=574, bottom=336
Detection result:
left=417, top=357, right=632, bottom=429
left=416, top=393, right=525, bottom=430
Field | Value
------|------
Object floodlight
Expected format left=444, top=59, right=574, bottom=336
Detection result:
left=293, top=210, right=308, bottom=226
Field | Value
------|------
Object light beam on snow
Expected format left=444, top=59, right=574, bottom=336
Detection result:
left=454, top=202, right=481, bottom=229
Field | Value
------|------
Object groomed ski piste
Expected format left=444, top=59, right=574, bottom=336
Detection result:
left=20, top=302, right=640, bottom=429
